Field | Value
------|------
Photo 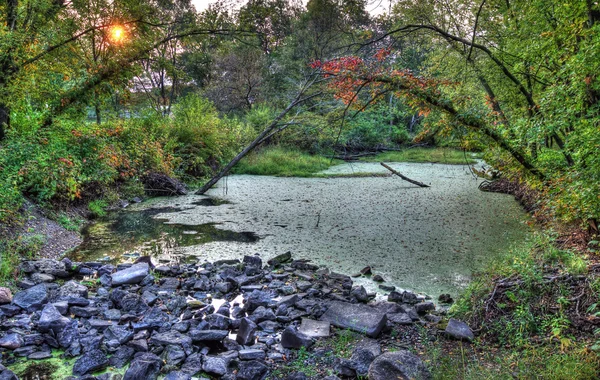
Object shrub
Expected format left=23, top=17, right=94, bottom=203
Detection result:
left=170, top=94, right=250, bottom=178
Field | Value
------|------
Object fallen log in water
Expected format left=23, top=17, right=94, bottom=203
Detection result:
left=380, top=162, right=430, bottom=188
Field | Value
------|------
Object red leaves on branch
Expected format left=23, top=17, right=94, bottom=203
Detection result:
left=311, top=52, right=457, bottom=112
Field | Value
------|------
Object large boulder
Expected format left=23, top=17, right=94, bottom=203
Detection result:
left=368, top=351, right=431, bottom=380
left=111, top=263, right=149, bottom=286
left=320, top=301, right=387, bottom=338
left=12, top=283, right=48, bottom=312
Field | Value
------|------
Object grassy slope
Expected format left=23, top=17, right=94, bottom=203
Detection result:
left=426, top=233, right=600, bottom=379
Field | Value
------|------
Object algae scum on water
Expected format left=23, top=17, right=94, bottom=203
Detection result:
left=71, top=162, right=531, bottom=299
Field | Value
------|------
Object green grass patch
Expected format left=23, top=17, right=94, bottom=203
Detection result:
left=0, top=235, right=45, bottom=287
left=233, top=146, right=338, bottom=177
left=363, top=147, right=480, bottom=165
left=425, top=342, right=599, bottom=380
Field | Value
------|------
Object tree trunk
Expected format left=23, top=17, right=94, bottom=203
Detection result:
left=95, top=104, right=102, bottom=124
left=0, top=103, right=9, bottom=141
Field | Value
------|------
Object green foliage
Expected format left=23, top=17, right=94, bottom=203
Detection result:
left=88, top=200, right=108, bottom=219
left=233, top=146, right=336, bottom=177
left=56, top=213, right=84, bottom=232
left=343, top=105, right=410, bottom=149
left=169, top=94, right=252, bottom=178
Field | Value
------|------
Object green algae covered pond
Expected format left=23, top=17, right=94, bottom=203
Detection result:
left=69, top=162, right=531, bottom=299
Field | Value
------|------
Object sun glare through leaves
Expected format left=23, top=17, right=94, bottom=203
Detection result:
left=109, top=25, right=126, bottom=44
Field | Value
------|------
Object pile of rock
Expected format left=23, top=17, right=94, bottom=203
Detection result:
left=0, top=253, right=474, bottom=379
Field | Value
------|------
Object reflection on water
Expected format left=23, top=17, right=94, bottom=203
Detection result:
left=68, top=206, right=259, bottom=264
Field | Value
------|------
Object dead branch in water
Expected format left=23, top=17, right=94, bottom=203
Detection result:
left=380, top=162, right=430, bottom=188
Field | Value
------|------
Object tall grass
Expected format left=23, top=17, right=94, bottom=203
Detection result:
left=233, top=146, right=337, bottom=177
left=364, top=147, right=480, bottom=165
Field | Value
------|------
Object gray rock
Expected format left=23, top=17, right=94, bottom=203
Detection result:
left=379, top=284, right=395, bottom=292
left=89, top=319, right=113, bottom=331
left=22, top=259, right=69, bottom=277
left=445, top=318, right=474, bottom=342
left=237, top=360, right=269, bottom=380
left=299, top=318, right=330, bottom=338
left=243, top=255, right=263, bottom=268
left=111, top=263, right=149, bottom=286
left=30, top=272, right=55, bottom=283
left=0, top=287, right=12, bottom=304
left=150, top=330, right=192, bottom=347
left=267, top=251, right=292, bottom=266
left=351, top=285, right=369, bottom=303
left=372, top=274, right=385, bottom=282
left=239, top=349, right=266, bottom=360
left=245, top=290, right=272, bottom=312
left=350, top=339, right=381, bottom=376
left=73, top=349, right=109, bottom=376
left=70, top=306, right=99, bottom=317
left=163, top=344, right=186, bottom=366
left=12, top=283, right=48, bottom=312
left=105, top=325, right=134, bottom=344
left=190, top=330, right=229, bottom=342
left=180, top=353, right=203, bottom=375
left=39, top=303, right=71, bottom=333
left=57, top=281, right=88, bottom=300
left=109, top=346, right=135, bottom=368
left=206, top=313, right=231, bottom=330
left=320, top=301, right=387, bottom=338
left=414, top=302, right=435, bottom=315
left=124, top=353, right=162, bottom=380
left=28, top=351, right=52, bottom=360
left=368, top=350, right=431, bottom=380
left=402, top=291, right=418, bottom=304
left=387, top=312, right=413, bottom=325
left=0, top=369, right=18, bottom=380
left=0, top=333, right=23, bottom=350
left=52, top=301, right=69, bottom=315
left=438, top=293, right=453, bottom=304
left=277, top=294, right=298, bottom=308
left=236, top=318, right=257, bottom=345
left=202, top=355, right=229, bottom=376
left=164, top=372, right=191, bottom=380
left=281, top=326, right=313, bottom=349
left=59, top=319, right=80, bottom=348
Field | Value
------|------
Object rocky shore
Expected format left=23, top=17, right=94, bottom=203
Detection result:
left=0, top=253, right=474, bottom=379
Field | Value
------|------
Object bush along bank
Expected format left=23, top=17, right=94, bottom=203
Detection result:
left=0, top=253, right=470, bottom=379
